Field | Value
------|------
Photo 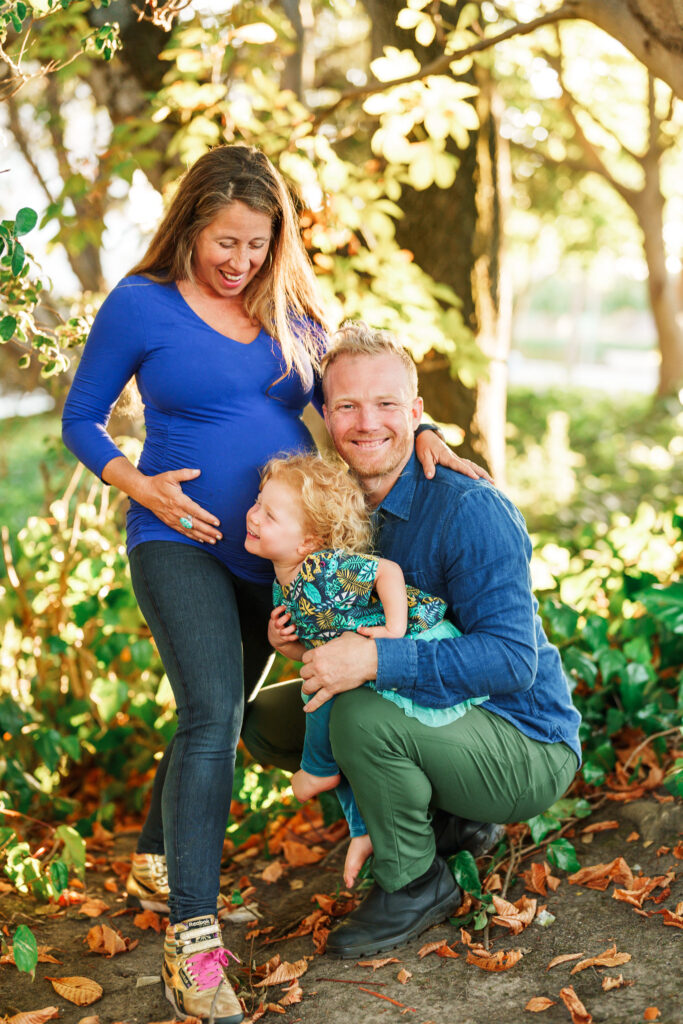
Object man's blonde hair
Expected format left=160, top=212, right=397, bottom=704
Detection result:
left=260, top=452, right=373, bottom=554
left=321, top=320, right=418, bottom=400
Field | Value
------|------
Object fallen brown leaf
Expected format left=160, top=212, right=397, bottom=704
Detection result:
left=133, top=910, right=164, bottom=933
left=76, top=1017, right=101, bottom=1024
left=521, top=861, right=560, bottom=896
left=601, top=974, right=633, bottom=991
left=357, top=957, right=401, bottom=970
left=643, top=1009, right=661, bottom=1021
left=491, top=894, right=537, bottom=935
left=103, top=878, right=119, bottom=893
left=672, top=842, right=683, bottom=859
left=86, top=924, right=137, bottom=957
left=253, top=954, right=281, bottom=977
left=436, top=945, right=460, bottom=959
left=45, top=977, right=103, bottom=1006
left=656, top=846, right=670, bottom=856
left=4, top=1009, right=60, bottom=1024
left=525, top=997, right=556, bottom=1012
left=581, top=820, right=619, bottom=834
left=417, top=940, right=450, bottom=959
left=79, top=899, right=110, bottom=918
left=281, top=841, right=326, bottom=866
left=261, top=861, right=286, bottom=883
left=483, top=872, right=502, bottom=892
left=253, top=958, right=309, bottom=987
left=547, top=952, right=585, bottom=970
left=312, top=892, right=358, bottom=917
left=466, top=948, right=523, bottom=971
left=452, top=891, right=474, bottom=916
left=568, top=857, right=633, bottom=891
left=397, top=968, right=412, bottom=984
left=570, top=944, right=631, bottom=974
left=655, top=907, right=683, bottom=928
left=626, top=831, right=639, bottom=842
left=278, top=980, right=303, bottom=1006
left=558, top=985, right=592, bottom=1024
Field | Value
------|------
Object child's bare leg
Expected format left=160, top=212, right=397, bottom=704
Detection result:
left=292, top=768, right=341, bottom=802
left=344, top=834, right=373, bottom=889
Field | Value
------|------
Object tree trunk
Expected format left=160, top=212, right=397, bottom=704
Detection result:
left=572, top=0, right=683, bottom=100
left=361, top=0, right=505, bottom=475
left=633, top=157, right=683, bottom=395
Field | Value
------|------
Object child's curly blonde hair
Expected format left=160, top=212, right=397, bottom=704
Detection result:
left=260, top=452, right=373, bottom=554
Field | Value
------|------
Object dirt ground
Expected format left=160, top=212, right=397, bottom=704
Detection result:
left=1, top=796, right=681, bottom=1024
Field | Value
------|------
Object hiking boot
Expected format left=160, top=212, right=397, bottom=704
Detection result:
left=326, top=855, right=462, bottom=958
left=163, top=914, right=243, bottom=1023
left=125, top=852, right=170, bottom=913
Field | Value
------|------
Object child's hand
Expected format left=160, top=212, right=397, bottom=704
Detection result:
left=344, top=834, right=373, bottom=889
left=268, top=606, right=299, bottom=650
left=357, top=625, right=405, bottom=639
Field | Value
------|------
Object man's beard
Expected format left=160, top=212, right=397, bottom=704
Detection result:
left=342, top=433, right=412, bottom=482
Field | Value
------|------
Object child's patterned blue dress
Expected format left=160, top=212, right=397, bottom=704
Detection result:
left=273, top=549, right=489, bottom=728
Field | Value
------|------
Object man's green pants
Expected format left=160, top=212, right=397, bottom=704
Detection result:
left=243, top=681, right=578, bottom=892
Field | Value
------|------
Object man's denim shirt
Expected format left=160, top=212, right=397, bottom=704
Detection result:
left=372, top=451, right=582, bottom=765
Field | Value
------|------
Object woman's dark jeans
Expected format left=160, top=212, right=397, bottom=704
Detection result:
left=129, top=541, right=273, bottom=923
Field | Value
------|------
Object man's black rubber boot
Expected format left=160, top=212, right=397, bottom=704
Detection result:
left=326, top=855, right=462, bottom=959
left=432, top=811, right=506, bottom=859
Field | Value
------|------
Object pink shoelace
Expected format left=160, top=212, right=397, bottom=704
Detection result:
left=186, top=946, right=239, bottom=990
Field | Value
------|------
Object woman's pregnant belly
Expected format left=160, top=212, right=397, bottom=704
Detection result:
left=126, top=410, right=316, bottom=581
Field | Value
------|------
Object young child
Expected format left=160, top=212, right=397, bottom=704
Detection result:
left=244, top=452, right=488, bottom=887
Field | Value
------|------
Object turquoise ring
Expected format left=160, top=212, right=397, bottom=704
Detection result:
left=179, top=515, right=193, bottom=530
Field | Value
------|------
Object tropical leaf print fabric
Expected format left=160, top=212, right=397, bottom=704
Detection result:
left=272, top=549, right=449, bottom=648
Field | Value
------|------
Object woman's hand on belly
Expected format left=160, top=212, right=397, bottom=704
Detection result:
left=102, top=452, right=223, bottom=544
left=136, top=468, right=223, bottom=543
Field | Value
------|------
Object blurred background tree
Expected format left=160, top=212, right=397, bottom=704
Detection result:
left=1, top=1, right=682, bottom=826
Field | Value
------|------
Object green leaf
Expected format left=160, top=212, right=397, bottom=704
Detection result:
left=10, top=241, right=25, bottom=276
left=449, top=849, right=482, bottom=899
left=598, top=648, right=626, bottom=683
left=55, top=824, right=86, bottom=879
left=231, top=889, right=244, bottom=906
left=13, top=925, right=38, bottom=976
left=14, top=207, right=38, bottom=236
left=90, top=677, right=128, bottom=722
left=582, top=615, right=609, bottom=652
left=130, top=638, right=154, bottom=669
left=473, top=908, right=489, bottom=930
left=0, top=315, right=16, bottom=341
left=563, top=647, right=598, bottom=687
left=544, top=601, right=579, bottom=641
left=546, top=838, right=580, bottom=873
left=50, top=859, right=69, bottom=894
left=582, top=760, right=606, bottom=786
left=526, top=810, right=561, bottom=844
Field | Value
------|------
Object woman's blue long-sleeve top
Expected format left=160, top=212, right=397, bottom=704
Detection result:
left=62, top=275, right=323, bottom=583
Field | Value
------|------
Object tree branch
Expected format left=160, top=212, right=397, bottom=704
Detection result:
left=6, top=93, right=56, bottom=206
left=311, top=2, right=580, bottom=126
left=545, top=39, right=639, bottom=207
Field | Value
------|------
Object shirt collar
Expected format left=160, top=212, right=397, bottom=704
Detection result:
left=373, top=449, right=419, bottom=522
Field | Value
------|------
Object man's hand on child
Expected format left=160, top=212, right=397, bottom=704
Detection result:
left=344, top=834, right=374, bottom=889
left=301, top=633, right=377, bottom=711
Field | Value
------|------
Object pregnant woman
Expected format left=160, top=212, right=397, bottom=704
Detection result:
left=62, top=143, right=485, bottom=1023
